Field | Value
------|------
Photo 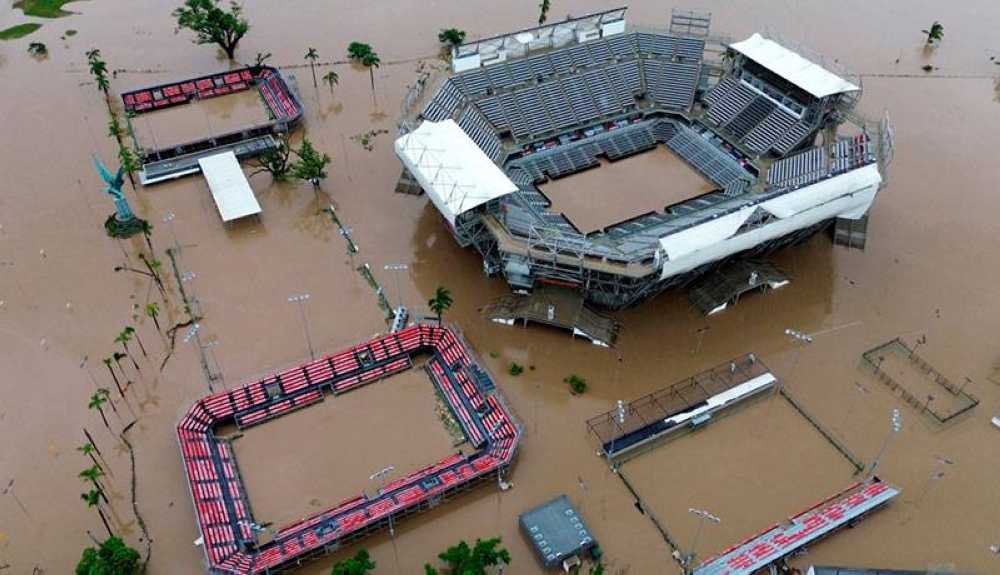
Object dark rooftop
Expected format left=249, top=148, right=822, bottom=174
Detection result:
left=519, top=495, right=597, bottom=568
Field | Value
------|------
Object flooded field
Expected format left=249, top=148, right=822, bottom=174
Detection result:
left=233, top=367, right=458, bottom=530
left=540, top=146, right=715, bottom=234
left=1, top=0, right=1000, bottom=574
left=620, top=395, right=858, bottom=565
left=132, top=89, right=272, bottom=149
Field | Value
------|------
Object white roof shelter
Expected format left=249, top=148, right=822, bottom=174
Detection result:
left=730, top=33, right=859, bottom=99
left=197, top=151, right=261, bottom=222
left=395, top=120, right=518, bottom=225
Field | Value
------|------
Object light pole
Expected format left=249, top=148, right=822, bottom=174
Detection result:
left=163, top=212, right=180, bottom=252
left=369, top=465, right=396, bottom=537
left=865, top=408, right=901, bottom=482
left=288, top=293, right=314, bottom=361
left=685, top=507, right=721, bottom=567
left=917, top=455, right=953, bottom=503
left=383, top=264, right=408, bottom=307
left=606, top=399, right=626, bottom=465
left=184, top=323, right=215, bottom=392
left=3, top=479, right=29, bottom=517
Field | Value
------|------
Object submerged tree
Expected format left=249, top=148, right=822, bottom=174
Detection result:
left=438, top=28, right=466, bottom=48
left=102, top=356, right=125, bottom=397
left=427, top=286, right=453, bottom=324
left=922, top=21, right=944, bottom=44
left=322, top=70, right=339, bottom=94
left=28, top=41, right=48, bottom=56
left=331, top=548, right=377, bottom=575
left=361, top=49, right=381, bottom=101
left=75, top=536, right=140, bottom=575
left=145, top=302, right=162, bottom=333
left=115, top=329, right=141, bottom=371
left=173, top=0, right=250, bottom=60
left=305, top=46, right=319, bottom=87
left=347, top=41, right=373, bottom=61
left=250, top=137, right=294, bottom=181
left=538, top=0, right=552, bottom=25
left=81, top=489, right=114, bottom=538
left=89, top=389, right=111, bottom=431
left=291, top=139, right=332, bottom=190
left=424, top=538, right=511, bottom=575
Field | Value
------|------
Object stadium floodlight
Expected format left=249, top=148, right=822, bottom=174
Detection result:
left=685, top=508, right=721, bottom=565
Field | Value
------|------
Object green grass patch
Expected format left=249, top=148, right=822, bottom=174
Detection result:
left=14, top=0, right=80, bottom=18
left=64, top=29, right=76, bottom=36
left=0, top=23, right=42, bottom=40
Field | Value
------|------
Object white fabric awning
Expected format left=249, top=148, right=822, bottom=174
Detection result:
left=761, top=164, right=881, bottom=218
left=197, top=152, right=261, bottom=222
left=730, top=34, right=859, bottom=99
left=659, top=206, right=755, bottom=260
left=395, top=119, right=517, bottom=225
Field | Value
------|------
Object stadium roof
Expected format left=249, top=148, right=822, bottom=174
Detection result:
left=519, top=495, right=596, bottom=568
left=730, top=33, right=860, bottom=98
left=395, top=119, right=518, bottom=225
left=197, top=151, right=261, bottom=222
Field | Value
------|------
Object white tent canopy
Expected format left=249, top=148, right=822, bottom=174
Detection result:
left=730, top=33, right=859, bottom=99
left=197, top=151, right=261, bottom=222
left=395, top=119, right=518, bottom=225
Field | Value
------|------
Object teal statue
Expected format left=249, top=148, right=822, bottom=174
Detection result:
left=94, top=155, right=135, bottom=221
left=95, top=155, right=145, bottom=238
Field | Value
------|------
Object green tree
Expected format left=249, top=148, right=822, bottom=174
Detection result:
left=427, top=286, right=453, bottom=324
left=251, top=137, right=294, bottom=181
left=305, top=46, right=319, bottom=87
left=78, top=442, right=103, bottom=471
left=123, top=326, right=147, bottom=358
left=102, top=356, right=125, bottom=397
left=438, top=28, right=466, bottom=48
left=922, top=21, right=944, bottom=44
left=89, top=390, right=111, bottom=431
left=347, top=41, right=373, bottom=60
left=361, top=49, right=381, bottom=100
left=538, top=0, right=552, bottom=25
left=173, top=0, right=250, bottom=60
left=115, top=329, right=140, bottom=372
left=79, top=464, right=107, bottom=497
left=322, top=70, right=339, bottom=94
left=75, top=536, right=140, bottom=575
left=331, top=548, right=377, bottom=575
left=424, top=538, right=511, bottom=575
left=28, top=41, right=47, bottom=56
left=145, top=302, right=162, bottom=333
left=291, top=139, right=332, bottom=190
left=81, top=489, right=114, bottom=537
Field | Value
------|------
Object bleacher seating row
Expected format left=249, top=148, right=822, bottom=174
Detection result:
left=123, top=68, right=256, bottom=114
left=767, top=147, right=826, bottom=188
left=665, top=123, right=752, bottom=188
left=702, top=77, right=814, bottom=155
left=176, top=324, right=521, bottom=575
left=258, top=76, right=301, bottom=123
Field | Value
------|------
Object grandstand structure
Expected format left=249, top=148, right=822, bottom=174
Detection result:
left=396, top=8, right=894, bottom=308
left=122, top=65, right=303, bottom=184
left=176, top=324, right=522, bottom=574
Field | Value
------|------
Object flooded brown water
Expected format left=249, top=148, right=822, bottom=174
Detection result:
left=234, top=368, right=458, bottom=530
left=540, top=147, right=714, bottom=234
left=132, top=89, right=272, bottom=149
left=1, top=0, right=1000, bottom=573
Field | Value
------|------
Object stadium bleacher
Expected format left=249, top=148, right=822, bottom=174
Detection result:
left=177, top=324, right=520, bottom=575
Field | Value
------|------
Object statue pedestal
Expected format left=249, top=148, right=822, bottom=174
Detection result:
left=104, top=214, right=146, bottom=239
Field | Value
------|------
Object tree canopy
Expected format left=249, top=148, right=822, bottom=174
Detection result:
left=331, top=548, right=377, bottom=575
left=438, top=28, right=466, bottom=47
left=347, top=41, right=373, bottom=60
left=173, top=0, right=250, bottom=59
left=424, top=537, right=510, bottom=575
left=75, top=536, right=141, bottom=575
left=290, top=139, right=332, bottom=189
left=428, top=286, right=453, bottom=323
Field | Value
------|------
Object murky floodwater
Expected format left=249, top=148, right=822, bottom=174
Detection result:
left=1, top=0, right=1000, bottom=573
left=540, top=147, right=714, bottom=234
left=133, top=89, right=271, bottom=149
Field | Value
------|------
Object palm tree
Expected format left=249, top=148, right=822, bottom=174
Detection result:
left=361, top=49, right=381, bottom=102
left=77, top=442, right=103, bottom=472
left=305, top=47, right=319, bottom=87
left=123, top=326, right=147, bottom=358
left=322, top=70, right=339, bottom=95
left=115, top=330, right=140, bottom=371
left=145, top=301, right=162, bottom=333
left=922, top=21, right=944, bottom=44
left=102, top=356, right=125, bottom=397
left=427, top=286, right=453, bottom=324
left=81, top=489, right=114, bottom=538
left=538, top=0, right=552, bottom=25
left=89, top=390, right=111, bottom=431
left=138, top=220, right=155, bottom=255
left=438, top=28, right=467, bottom=48
left=78, top=467, right=108, bottom=504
